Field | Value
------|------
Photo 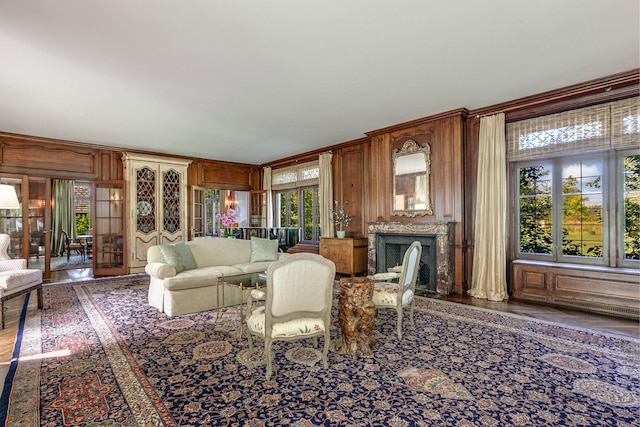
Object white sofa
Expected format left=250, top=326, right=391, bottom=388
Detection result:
left=146, top=237, right=284, bottom=316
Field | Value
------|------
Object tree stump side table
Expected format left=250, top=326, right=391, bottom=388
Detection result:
left=333, top=276, right=376, bottom=357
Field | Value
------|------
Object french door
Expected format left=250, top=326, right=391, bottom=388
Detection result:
left=0, top=174, right=52, bottom=281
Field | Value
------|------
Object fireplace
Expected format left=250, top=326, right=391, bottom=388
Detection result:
left=375, top=233, right=437, bottom=295
left=368, top=222, right=454, bottom=296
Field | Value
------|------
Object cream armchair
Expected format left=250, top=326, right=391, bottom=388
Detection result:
left=0, top=234, right=43, bottom=328
left=371, top=240, right=422, bottom=339
left=244, top=253, right=336, bottom=380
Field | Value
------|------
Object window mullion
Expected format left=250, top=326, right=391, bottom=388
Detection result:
left=551, top=159, right=563, bottom=262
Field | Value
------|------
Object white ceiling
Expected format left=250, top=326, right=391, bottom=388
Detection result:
left=0, top=1, right=638, bottom=165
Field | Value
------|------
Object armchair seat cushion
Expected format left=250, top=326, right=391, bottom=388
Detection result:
left=373, top=282, right=414, bottom=308
left=246, top=306, right=326, bottom=338
left=0, top=269, right=42, bottom=296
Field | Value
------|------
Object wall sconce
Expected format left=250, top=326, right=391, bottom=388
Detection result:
left=0, top=184, right=20, bottom=209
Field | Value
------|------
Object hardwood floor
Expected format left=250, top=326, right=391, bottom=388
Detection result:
left=1, top=268, right=638, bottom=398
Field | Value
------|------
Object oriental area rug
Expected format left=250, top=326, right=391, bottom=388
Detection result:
left=1, top=276, right=639, bottom=426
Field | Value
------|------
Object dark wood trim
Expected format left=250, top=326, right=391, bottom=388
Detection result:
left=366, top=108, right=469, bottom=138
left=469, top=69, right=639, bottom=122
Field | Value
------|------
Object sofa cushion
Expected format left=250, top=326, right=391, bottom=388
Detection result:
left=250, top=237, right=278, bottom=262
left=186, top=238, right=252, bottom=268
left=163, top=266, right=245, bottom=291
left=158, top=242, right=197, bottom=273
left=234, top=261, right=274, bottom=274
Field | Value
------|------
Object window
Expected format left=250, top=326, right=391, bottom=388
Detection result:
left=272, top=161, right=321, bottom=242
left=510, top=97, right=639, bottom=268
left=276, top=186, right=320, bottom=242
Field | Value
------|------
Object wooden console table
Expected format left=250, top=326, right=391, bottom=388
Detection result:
left=319, top=237, right=368, bottom=276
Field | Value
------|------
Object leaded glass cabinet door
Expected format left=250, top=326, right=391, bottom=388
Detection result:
left=159, top=164, right=187, bottom=245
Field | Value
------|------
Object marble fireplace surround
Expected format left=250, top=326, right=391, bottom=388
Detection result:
left=367, top=222, right=454, bottom=295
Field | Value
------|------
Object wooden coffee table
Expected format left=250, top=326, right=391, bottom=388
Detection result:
left=216, top=272, right=267, bottom=338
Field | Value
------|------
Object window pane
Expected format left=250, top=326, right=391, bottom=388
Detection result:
left=279, top=190, right=298, bottom=227
left=624, top=155, right=640, bottom=260
left=518, top=165, right=553, bottom=254
left=561, top=160, right=603, bottom=257
left=301, top=187, right=320, bottom=241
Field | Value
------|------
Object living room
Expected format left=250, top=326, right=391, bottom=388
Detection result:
left=0, top=2, right=639, bottom=425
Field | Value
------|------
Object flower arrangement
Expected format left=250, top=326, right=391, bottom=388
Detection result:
left=331, top=201, right=354, bottom=231
left=216, top=208, right=237, bottom=236
left=216, top=208, right=237, bottom=227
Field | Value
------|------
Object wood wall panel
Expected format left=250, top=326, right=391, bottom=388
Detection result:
left=195, top=159, right=253, bottom=190
left=335, top=145, right=367, bottom=236
left=0, top=137, right=98, bottom=179
left=441, top=119, right=454, bottom=218
left=361, top=110, right=468, bottom=292
left=513, top=260, right=639, bottom=319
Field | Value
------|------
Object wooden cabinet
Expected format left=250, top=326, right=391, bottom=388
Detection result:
left=123, top=153, right=192, bottom=273
left=320, top=237, right=368, bottom=276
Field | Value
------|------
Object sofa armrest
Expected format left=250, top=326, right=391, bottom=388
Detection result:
left=145, top=262, right=177, bottom=279
left=0, top=259, right=27, bottom=272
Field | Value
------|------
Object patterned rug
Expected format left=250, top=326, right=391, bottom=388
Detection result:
left=1, top=275, right=639, bottom=426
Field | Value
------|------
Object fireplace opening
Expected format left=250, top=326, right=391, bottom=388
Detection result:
left=375, top=233, right=437, bottom=296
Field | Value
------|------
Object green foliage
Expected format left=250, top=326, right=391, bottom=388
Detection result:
left=624, top=155, right=640, bottom=260
left=76, top=213, right=90, bottom=235
left=519, top=166, right=552, bottom=254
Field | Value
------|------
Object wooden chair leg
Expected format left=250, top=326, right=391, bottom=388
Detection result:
left=37, top=287, right=43, bottom=309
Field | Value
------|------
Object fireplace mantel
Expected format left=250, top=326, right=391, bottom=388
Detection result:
left=367, top=222, right=455, bottom=295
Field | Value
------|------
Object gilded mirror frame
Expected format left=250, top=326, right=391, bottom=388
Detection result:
left=392, top=140, right=432, bottom=217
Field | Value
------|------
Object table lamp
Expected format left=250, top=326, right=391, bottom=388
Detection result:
left=0, top=184, right=20, bottom=209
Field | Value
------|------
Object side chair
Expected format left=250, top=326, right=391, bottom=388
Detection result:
left=244, top=253, right=336, bottom=380
left=61, top=230, right=86, bottom=261
left=370, top=240, right=422, bottom=339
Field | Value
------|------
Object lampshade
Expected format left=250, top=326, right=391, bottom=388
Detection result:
left=0, top=184, right=20, bottom=209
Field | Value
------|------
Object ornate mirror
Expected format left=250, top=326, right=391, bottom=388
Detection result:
left=392, top=140, right=432, bottom=217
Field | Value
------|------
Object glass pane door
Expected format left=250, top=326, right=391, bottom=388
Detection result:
left=0, top=177, right=24, bottom=259
left=93, top=181, right=126, bottom=276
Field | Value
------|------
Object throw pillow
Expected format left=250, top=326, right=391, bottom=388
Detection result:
left=158, top=241, right=197, bottom=273
left=250, top=237, right=279, bottom=262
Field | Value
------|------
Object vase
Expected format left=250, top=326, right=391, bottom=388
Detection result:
left=336, top=230, right=346, bottom=239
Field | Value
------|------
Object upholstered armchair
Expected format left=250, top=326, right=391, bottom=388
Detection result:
left=371, top=240, right=422, bottom=339
left=244, top=253, right=336, bottom=380
left=0, top=234, right=43, bottom=328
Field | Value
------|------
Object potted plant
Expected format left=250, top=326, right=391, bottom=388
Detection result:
left=216, top=208, right=238, bottom=238
left=331, top=201, right=354, bottom=238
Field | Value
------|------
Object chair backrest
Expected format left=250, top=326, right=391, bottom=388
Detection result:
left=265, top=253, right=336, bottom=329
left=399, top=241, right=422, bottom=292
left=0, top=234, right=10, bottom=260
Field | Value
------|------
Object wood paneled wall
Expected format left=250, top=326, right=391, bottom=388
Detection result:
left=332, top=109, right=469, bottom=292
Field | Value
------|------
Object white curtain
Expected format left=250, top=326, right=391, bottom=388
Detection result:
left=263, top=167, right=273, bottom=228
left=319, top=152, right=334, bottom=237
left=468, top=113, right=508, bottom=301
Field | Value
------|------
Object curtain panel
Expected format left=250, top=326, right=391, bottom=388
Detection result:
left=51, top=179, right=76, bottom=256
left=319, top=152, right=334, bottom=237
left=468, top=113, right=508, bottom=301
